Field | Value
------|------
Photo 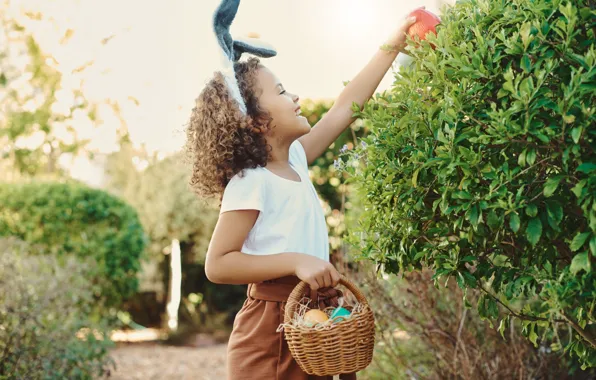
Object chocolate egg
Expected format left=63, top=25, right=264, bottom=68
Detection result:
left=303, top=309, right=329, bottom=327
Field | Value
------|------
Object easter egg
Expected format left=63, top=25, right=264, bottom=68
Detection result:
left=330, top=307, right=351, bottom=322
left=407, top=8, right=441, bottom=43
left=303, top=309, right=329, bottom=327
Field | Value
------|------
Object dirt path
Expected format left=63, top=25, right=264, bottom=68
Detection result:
left=107, top=343, right=227, bottom=380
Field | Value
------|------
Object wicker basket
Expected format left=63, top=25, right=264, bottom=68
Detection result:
left=283, top=275, right=375, bottom=376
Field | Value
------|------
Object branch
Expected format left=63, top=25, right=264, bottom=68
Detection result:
left=479, top=285, right=565, bottom=323
left=491, top=157, right=550, bottom=194
left=561, top=311, right=596, bottom=349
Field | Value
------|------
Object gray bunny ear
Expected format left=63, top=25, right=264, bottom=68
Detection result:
left=212, top=0, right=240, bottom=60
left=233, top=38, right=277, bottom=62
left=212, top=0, right=247, bottom=114
left=211, top=0, right=277, bottom=115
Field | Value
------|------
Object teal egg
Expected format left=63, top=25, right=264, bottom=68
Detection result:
left=330, top=307, right=351, bottom=322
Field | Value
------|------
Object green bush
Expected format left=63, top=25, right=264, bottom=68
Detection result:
left=0, top=181, right=147, bottom=307
left=342, top=0, right=595, bottom=368
left=0, top=238, right=114, bottom=379
left=352, top=268, right=579, bottom=379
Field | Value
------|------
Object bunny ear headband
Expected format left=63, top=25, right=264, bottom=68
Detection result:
left=213, top=0, right=277, bottom=114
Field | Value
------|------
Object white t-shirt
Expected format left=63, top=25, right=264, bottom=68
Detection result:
left=220, top=140, right=329, bottom=262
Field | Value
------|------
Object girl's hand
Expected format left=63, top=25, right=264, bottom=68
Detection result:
left=293, top=254, right=341, bottom=290
left=383, top=8, right=423, bottom=53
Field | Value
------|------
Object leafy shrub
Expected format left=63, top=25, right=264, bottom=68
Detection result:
left=0, top=238, right=114, bottom=379
left=0, top=181, right=146, bottom=307
left=353, top=268, right=585, bottom=379
left=342, top=0, right=595, bottom=367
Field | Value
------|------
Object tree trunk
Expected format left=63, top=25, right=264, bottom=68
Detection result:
left=166, top=238, right=182, bottom=331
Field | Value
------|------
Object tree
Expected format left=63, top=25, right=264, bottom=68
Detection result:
left=105, top=144, right=218, bottom=263
left=0, top=13, right=93, bottom=178
left=342, top=0, right=596, bottom=368
left=0, top=3, right=128, bottom=180
left=105, top=143, right=219, bottom=330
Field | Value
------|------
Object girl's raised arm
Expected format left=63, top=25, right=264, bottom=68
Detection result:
left=299, top=13, right=418, bottom=165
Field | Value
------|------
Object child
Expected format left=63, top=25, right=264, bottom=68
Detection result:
left=186, top=2, right=418, bottom=379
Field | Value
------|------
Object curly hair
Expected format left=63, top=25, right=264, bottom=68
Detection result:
left=185, top=57, right=272, bottom=201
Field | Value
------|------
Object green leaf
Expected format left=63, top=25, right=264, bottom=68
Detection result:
left=521, top=54, right=531, bottom=73
left=518, top=150, right=527, bottom=166
left=412, top=168, right=420, bottom=188
left=520, top=77, right=534, bottom=96
left=487, top=297, right=499, bottom=319
left=468, top=204, right=479, bottom=226
left=453, top=190, right=472, bottom=200
left=526, top=218, right=542, bottom=246
left=528, top=323, right=538, bottom=346
left=590, top=237, right=596, bottom=255
left=572, top=179, right=587, bottom=197
left=570, top=252, right=591, bottom=275
left=526, top=204, right=538, bottom=217
left=544, top=260, right=552, bottom=274
left=543, top=175, right=565, bottom=197
left=487, top=210, right=500, bottom=230
left=503, top=81, right=515, bottom=94
left=413, top=250, right=426, bottom=261
left=533, top=132, right=550, bottom=143
left=462, top=271, right=477, bottom=287
left=564, top=114, right=576, bottom=125
left=520, top=22, right=532, bottom=50
left=577, top=163, right=596, bottom=173
left=509, top=213, right=521, bottom=233
left=546, top=201, right=563, bottom=224
left=570, top=232, right=591, bottom=252
left=571, top=126, right=582, bottom=143
left=526, top=149, right=537, bottom=166
left=456, top=272, right=465, bottom=289
left=498, top=317, right=509, bottom=338
left=535, top=98, right=558, bottom=111
left=477, top=294, right=487, bottom=319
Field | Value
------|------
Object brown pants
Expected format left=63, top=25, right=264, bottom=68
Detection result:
left=227, top=276, right=357, bottom=380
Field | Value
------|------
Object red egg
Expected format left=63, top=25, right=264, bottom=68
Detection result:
left=407, top=8, right=441, bottom=43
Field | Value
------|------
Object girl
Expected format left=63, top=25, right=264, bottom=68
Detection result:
left=186, top=7, right=419, bottom=380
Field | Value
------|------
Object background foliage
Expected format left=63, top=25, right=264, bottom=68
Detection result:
left=0, top=181, right=146, bottom=308
left=0, top=238, right=114, bottom=379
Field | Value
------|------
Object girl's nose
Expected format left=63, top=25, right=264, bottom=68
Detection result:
left=292, top=93, right=299, bottom=103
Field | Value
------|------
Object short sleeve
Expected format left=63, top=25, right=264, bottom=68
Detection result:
left=289, top=140, right=308, bottom=171
left=220, top=169, right=266, bottom=214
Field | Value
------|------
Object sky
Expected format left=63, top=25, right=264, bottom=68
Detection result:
left=8, top=0, right=451, bottom=156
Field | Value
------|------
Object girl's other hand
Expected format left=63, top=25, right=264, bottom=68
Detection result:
left=293, top=254, right=341, bottom=290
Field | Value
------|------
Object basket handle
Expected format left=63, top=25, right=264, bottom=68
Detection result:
left=283, top=274, right=368, bottom=324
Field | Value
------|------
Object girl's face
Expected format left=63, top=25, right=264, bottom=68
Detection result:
left=256, top=66, right=310, bottom=140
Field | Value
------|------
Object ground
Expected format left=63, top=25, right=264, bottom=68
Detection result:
left=107, top=342, right=227, bottom=380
